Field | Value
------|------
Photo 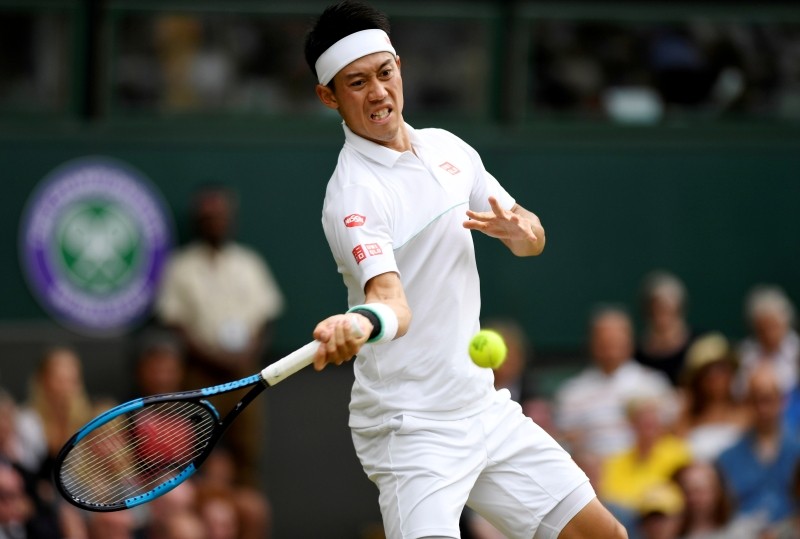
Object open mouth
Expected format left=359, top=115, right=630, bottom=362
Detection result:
left=371, top=107, right=392, bottom=121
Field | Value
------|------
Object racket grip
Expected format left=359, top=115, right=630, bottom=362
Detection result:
left=261, top=314, right=365, bottom=386
left=261, top=341, right=318, bottom=386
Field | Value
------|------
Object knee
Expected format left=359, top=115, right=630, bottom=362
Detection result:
left=610, top=520, right=628, bottom=539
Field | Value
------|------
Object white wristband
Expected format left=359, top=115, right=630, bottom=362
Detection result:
left=347, top=303, right=398, bottom=344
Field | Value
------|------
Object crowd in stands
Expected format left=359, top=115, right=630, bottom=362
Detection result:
left=465, top=272, right=800, bottom=539
left=0, top=255, right=796, bottom=539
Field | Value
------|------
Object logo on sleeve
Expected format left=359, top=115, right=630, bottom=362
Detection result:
left=352, top=245, right=366, bottom=264
left=366, top=243, right=383, bottom=256
left=344, top=214, right=366, bottom=227
left=438, top=162, right=460, bottom=175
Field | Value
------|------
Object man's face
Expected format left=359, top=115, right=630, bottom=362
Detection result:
left=317, top=52, right=405, bottom=151
left=590, top=313, right=633, bottom=373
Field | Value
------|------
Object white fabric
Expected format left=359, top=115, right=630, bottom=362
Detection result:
left=321, top=122, right=515, bottom=429
left=686, top=422, right=744, bottom=462
left=554, top=360, right=675, bottom=456
left=315, top=29, right=396, bottom=85
left=352, top=389, right=592, bottom=539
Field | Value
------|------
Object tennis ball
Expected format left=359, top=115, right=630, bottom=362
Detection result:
left=469, top=329, right=507, bottom=369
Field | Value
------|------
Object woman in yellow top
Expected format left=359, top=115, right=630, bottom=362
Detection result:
left=600, top=396, right=692, bottom=511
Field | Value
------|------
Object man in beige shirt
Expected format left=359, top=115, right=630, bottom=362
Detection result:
left=157, top=185, right=284, bottom=487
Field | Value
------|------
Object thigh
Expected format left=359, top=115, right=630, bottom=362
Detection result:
left=467, top=393, right=591, bottom=539
left=352, top=415, right=484, bottom=539
left=553, top=498, right=627, bottom=539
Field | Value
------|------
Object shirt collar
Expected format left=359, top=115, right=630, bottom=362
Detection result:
left=342, top=121, right=418, bottom=168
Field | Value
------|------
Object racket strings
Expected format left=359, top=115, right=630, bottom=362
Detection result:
left=59, top=400, right=216, bottom=507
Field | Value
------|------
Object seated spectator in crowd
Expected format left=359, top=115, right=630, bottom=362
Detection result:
left=736, top=285, right=799, bottom=398
left=555, top=305, right=676, bottom=457
left=0, top=391, right=42, bottom=476
left=18, top=346, right=93, bottom=474
left=675, top=333, right=751, bottom=462
left=133, top=330, right=186, bottom=397
left=600, top=397, right=692, bottom=513
left=768, top=462, right=800, bottom=539
left=142, top=480, right=198, bottom=539
left=635, top=270, right=698, bottom=386
left=87, top=509, right=138, bottom=539
left=673, top=460, right=764, bottom=539
left=196, top=488, right=240, bottom=539
left=636, top=482, right=685, bottom=539
left=194, top=446, right=272, bottom=539
left=162, top=511, right=207, bottom=539
left=16, top=347, right=94, bottom=539
left=717, top=365, right=800, bottom=527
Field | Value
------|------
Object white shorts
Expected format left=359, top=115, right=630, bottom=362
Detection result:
left=351, top=389, right=594, bottom=539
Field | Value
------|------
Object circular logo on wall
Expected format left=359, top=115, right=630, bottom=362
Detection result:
left=19, top=156, right=173, bottom=336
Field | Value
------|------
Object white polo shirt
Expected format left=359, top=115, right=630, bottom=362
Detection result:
left=321, top=123, right=516, bottom=428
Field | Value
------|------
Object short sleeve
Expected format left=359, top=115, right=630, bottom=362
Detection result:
left=322, top=183, right=399, bottom=292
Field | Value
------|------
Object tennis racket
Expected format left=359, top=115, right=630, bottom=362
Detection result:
left=53, top=322, right=362, bottom=512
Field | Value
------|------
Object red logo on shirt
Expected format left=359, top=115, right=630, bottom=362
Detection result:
left=352, top=245, right=366, bottom=264
left=344, top=214, right=366, bottom=227
left=365, top=243, right=383, bottom=256
left=439, top=162, right=460, bottom=175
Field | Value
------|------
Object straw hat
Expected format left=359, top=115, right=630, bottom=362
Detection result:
left=681, top=332, right=737, bottom=385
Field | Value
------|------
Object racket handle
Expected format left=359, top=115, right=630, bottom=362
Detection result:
left=261, top=314, right=366, bottom=386
left=261, top=341, right=318, bottom=386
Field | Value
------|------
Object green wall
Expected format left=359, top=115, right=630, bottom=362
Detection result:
left=2, top=122, right=799, bottom=356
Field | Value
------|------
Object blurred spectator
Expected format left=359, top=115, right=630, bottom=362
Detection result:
left=716, top=365, right=800, bottom=527
left=18, top=346, right=92, bottom=477
left=161, top=511, right=207, bottom=539
left=156, top=184, right=284, bottom=486
left=673, top=460, right=763, bottom=539
left=0, top=391, right=63, bottom=539
left=676, top=333, right=751, bottom=462
left=600, top=397, right=692, bottom=513
left=0, top=391, right=42, bottom=475
left=768, top=462, right=800, bottom=539
left=636, top=482, right=685, bottom=539
left=142, top=480, right=198, bottom=539
left=635, top=270, right=698, bottom=386
left=736, top=285, right=799, bottom=398
left=554, top=305, right=676, bottom=457
left=133, top=330, right=186, bottom=397
left=196, top=488, right=240, bottom=539
left=0, top=461, right=35, bottom=539
left=87, top=510, right=138, bottom=539
left=16, top=347, right=97, bottom=539
left=195, top=447, right=272, bottom=539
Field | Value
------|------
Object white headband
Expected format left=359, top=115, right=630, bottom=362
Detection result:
left=315, top=29, right=396, bottom=85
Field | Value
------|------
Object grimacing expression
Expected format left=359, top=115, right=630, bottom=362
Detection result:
left=318, top=52, right=406, bottom=151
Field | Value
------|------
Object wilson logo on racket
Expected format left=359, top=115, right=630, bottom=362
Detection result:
left=343, top=214, right=366, bottom=227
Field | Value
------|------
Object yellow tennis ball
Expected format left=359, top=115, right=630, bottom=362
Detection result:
left=469, top=329, right=507, bottom=369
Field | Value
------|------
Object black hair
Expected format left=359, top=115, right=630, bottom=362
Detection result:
left=304, top=0, right=391, bottom=81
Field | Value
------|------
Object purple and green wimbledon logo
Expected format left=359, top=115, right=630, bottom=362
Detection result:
left=20, top=156, right=173, bottom=336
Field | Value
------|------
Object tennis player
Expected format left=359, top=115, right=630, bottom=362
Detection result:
left=305, top=2, right=627, bottom=538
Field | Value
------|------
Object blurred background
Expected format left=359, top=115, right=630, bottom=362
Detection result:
left=0, top=0, right=799, bottom=538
